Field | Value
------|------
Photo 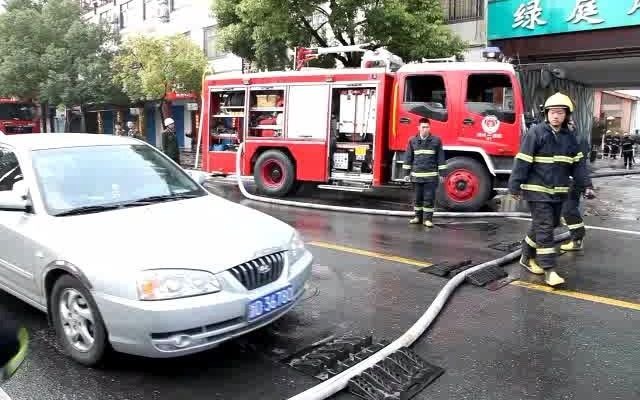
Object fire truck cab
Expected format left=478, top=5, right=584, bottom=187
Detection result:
left=199, top=48, right=524, bottom=211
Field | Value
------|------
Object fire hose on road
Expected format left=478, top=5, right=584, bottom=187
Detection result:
left=228, top=143, right=640, bottom=400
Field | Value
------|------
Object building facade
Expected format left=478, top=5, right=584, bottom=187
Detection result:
left=593, top=90, right=639, bottom=134
left=80, top=0, right=242, bottom=149
left=441, top=0, right=487, bottom=61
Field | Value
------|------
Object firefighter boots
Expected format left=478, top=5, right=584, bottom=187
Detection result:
left=519, top=255, right=544, bottom=275
left=560, top=239, right=583, bottom=252
left=544, top=270, right=565, bottom=286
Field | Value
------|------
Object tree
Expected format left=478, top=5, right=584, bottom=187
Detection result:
left=0, top=0, right=126, bottom=130
left=212, top=0, right=466, bottom=70
left=2, top=0, right=44, bottom=12
left=112, top=34, right=208, bottom=126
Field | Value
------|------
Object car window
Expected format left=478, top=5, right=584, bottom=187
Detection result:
left=0, top=147, right=23, bottom=192
left=30, top=144, right=207, bottom=215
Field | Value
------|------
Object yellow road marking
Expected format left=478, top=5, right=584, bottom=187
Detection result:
left=510, top=281, right=640, bottom=311
left=308, top=241, right=640, bottom=312
left=308, top=241, right=432, bottom=268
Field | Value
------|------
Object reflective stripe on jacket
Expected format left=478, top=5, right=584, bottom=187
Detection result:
left=403, top=134, right=447, bottom=183
left=508, top=122, right=591, bottom=202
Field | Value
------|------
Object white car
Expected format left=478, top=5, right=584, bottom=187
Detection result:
left=0, top=133, right=313, bottom=366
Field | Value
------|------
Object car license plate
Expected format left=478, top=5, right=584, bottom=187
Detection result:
left=247, top=286, right=294, bottom=321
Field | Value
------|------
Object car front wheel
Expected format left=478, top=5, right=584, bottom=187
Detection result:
left=51, top=275, right=108, bottom=366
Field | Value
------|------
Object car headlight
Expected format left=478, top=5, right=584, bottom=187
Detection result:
left=288, top=230, right=307, bottom=267
left=137, top=269, right=221, bottom=301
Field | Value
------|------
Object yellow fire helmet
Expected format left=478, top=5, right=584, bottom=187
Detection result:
left=544, top=92, right=574, bottom=113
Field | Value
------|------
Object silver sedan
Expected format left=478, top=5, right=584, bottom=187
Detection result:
left=0, top=133, right=313, bottom=366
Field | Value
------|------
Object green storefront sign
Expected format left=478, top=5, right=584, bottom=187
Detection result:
left=488, top=0, right=640, bottom=40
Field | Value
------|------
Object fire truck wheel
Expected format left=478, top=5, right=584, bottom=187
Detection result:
left=437, top=157, right=492, bottom=212
left=254, top=150, right=296, bottom=197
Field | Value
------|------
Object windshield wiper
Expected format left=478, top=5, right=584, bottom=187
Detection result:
left=54, top=204, right=122, bottom=217
left=125, top=193, right=201, bottom=205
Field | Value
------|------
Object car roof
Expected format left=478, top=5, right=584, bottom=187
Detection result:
left=0, top=133, right=140, bottom=151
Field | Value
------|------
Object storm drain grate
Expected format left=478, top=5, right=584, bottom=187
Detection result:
left=348, top=347, right=444, bottom=400
left=488, top=241, right=522, bottom=252
left=287, top=336, right=444, bottom=399
left=466, top=265, right=508, bottom=287
left=421, top=260, right=473, bottom=277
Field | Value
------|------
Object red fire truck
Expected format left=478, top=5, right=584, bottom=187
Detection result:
left=0, top=98, right=40, bottom=135
left=199, top=46, right=525, bottom=211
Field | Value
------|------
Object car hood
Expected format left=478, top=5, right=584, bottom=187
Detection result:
left=41, top=194, right=294, bottom=274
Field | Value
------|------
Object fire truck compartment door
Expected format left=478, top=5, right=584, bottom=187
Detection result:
left=286, top=85, right=330, bottom=140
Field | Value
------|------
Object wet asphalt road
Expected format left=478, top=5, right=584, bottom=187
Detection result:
left=1, top=180, right=640, bottom=400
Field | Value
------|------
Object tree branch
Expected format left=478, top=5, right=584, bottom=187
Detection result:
left=313, top=5, right=329, bottom=18
left=294, top=6, right=349, bottom=66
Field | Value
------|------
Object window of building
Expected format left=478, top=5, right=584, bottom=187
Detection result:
left=171, top=0, right=189, bottom=11
left=403, top=75, right=448, bottom=122
left=465, top=73, right=515, bottom=123
left=204, top=25, right=223, bottom=59
left=120, top=0, right=138, bottom=29
left=143, top=0, right=155, bottom=20
left=441, top=0, right=484, bottom=23
left=99, top=10, right=111, bottom=24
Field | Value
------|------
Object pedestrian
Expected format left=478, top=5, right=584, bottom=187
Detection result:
left=126, top=121, right=143, bottom=140
left=622, top=133, right=634, bottom=170
left=560, top=121, right=595, bottom=252
left=114, top=123, right=125, bottom=136
left=509, top=92, right=594, bottom=286
left=162, top=117, right=180, bottom=165
left=403, top=118, right=447, bottom=228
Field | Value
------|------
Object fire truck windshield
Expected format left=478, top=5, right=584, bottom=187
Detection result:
left=0, top=103, right=36, bottom=120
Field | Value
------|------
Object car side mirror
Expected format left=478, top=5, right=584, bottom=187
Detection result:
left=185, top=169, right=209, bottom=185
left=0, top=180, right=31, bottom=211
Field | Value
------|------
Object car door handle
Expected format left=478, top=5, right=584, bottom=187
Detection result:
left=399, top=117, right=411, bottom=124
left=463, top=118, right=474, bottom=125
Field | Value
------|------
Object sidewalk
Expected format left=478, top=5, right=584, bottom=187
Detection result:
left=584, top=158, right=640, bottom=220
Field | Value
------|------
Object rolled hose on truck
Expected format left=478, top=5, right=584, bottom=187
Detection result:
left=222, top=143, right=640, bottom=400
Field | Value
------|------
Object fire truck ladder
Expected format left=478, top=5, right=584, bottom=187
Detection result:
left=294, top=44, right=404, bottom=71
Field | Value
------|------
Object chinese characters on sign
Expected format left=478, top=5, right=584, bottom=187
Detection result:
left=566, top=0, right=604, bottom=24
left=491, top=0, right=640, bottom=40
left=512, top=0, right=547, bottom=30
left=511, top=0, right=640, bottom=32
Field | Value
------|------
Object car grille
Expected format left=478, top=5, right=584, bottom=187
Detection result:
left=229, top=252, right=285, bottom=290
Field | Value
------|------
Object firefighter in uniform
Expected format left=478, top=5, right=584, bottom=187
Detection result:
left=509, top=93, right=594, bottom=286
left=560, top=120, right=595, bottom=252
left=0, top=316, right=28, bottom=382
left=403, top=118, right=447, bottom=228
left=622, top=133, right=634, bottom=169
left=603, top=131, right=613, bottom=159
left=611, top=132, right=621, bottom=159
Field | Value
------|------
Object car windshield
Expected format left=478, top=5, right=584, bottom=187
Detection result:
left=0, top=103, right=36, bottom=120
left=31, top=144, right=207, bottom=216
